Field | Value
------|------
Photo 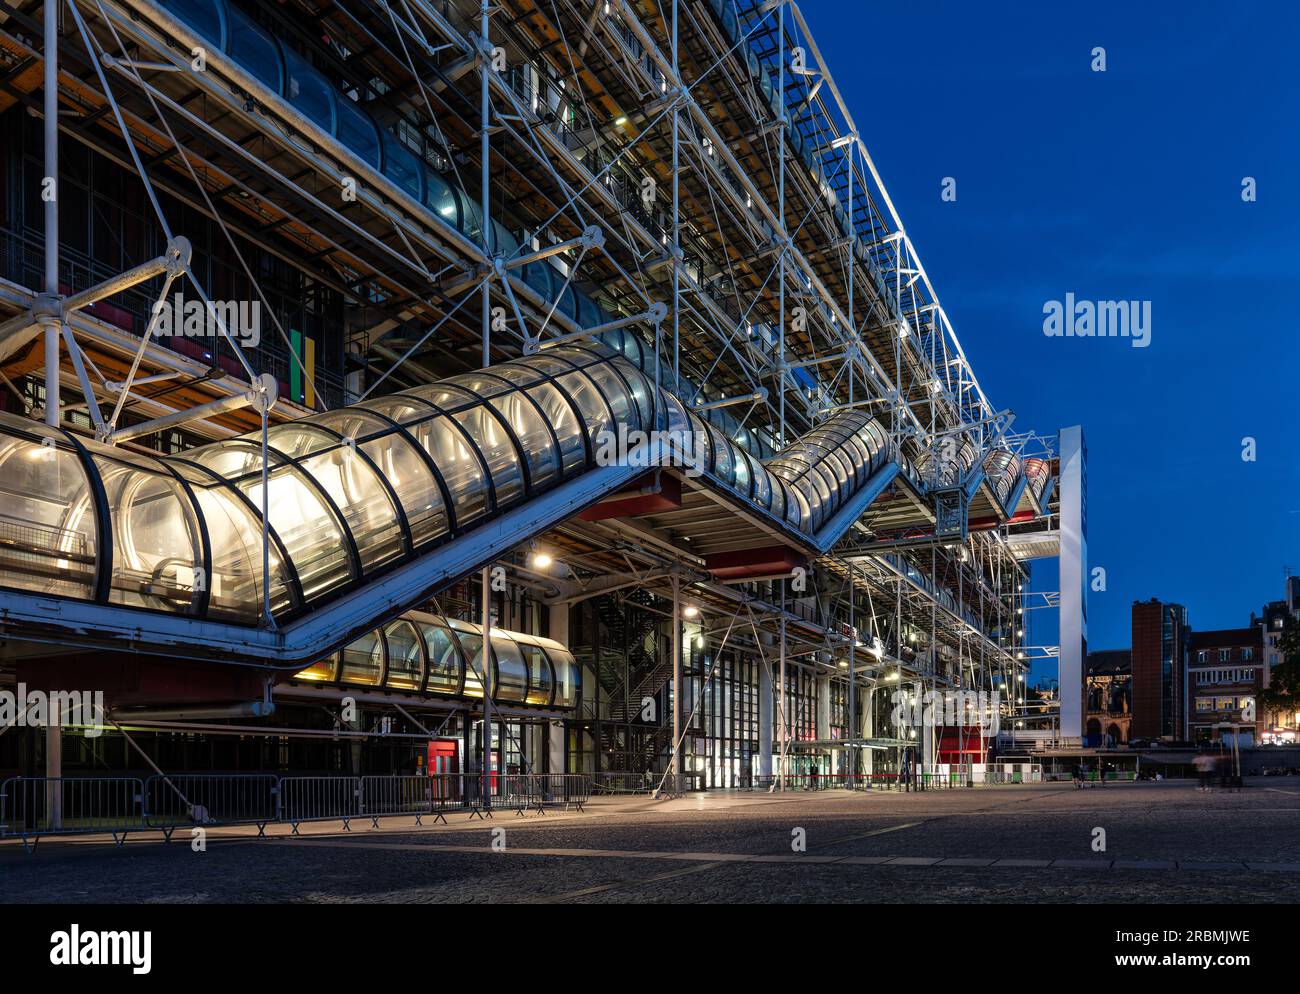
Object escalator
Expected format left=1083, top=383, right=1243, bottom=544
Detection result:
left=0, top=341, right=914, bottom=669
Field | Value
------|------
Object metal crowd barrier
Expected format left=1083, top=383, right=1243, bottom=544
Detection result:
left=279, top=776, right=362, bottom=834
left=0, top=776, right=145, bottom=851
left=362, top=775, right=439, bottom=827
left=144, top=774, right=280, bottom=838
left=0, top=773, right=598, bottom=850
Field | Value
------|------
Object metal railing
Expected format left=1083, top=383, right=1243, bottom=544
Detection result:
left=0, top=773, right=594, bottom=850
left=143, top=773, right=279, bottom=837
left=1, top=777, right=145, bottom=850
left=280, top=776, right=362, bottom=834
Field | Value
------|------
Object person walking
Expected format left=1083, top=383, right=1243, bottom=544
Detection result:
left=1193, top=752, right=1214, bottom=791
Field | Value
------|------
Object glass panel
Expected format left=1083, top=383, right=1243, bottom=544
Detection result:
left=550, top=648, right=580, bottom=708
left=487, top=362, right=546, bottom=390
left=456, top=628, right=485, bottom=698
left=731, top=444, right=752, bottom=497
left=488, top=391, right=559, bottom=489
left=457, top=192, right=488, bottom=247
left=788, top=482, right=810, bottom=530
left=560, top=355, right=637, bottom=430
left=491, top=221, right=519, bottom=257
left=611, top=359, right=654, bottom=428
left=402, top=383, right=479, bottom=413
left=421, top=622, right=464, bottom=695
left=280, top=44, right=335, bottom=133
left=381, top=130, right=423, bottom=201
left=0, top=427, right=97, bottom=600
left=403, top=416, right=488, bottom=527
left=225, top=4, right=281, bottom=92
left=335, top=95, right=381, bottom=170
left=423, top=169, right=459, bottom=224
left=340, top=630, right=383, bottom=685
left=356, top=395, right=438, bottom=427
left=186, top=441, right=278, bottom=483
left=767, top=475, right=785, bottom=520
left=299, top=447, right=405, bottom=571
left=708, top=424, right=734, bottom=484
left=518, top=643, right=553, bottom=705
left=445, top=372, right=512, bottom=399
left=383, top=620, right=423, bottom=690
left=310, top=408, right=394, bottom=443
left=823, top=451, right=850, bottom=501
left=453, top=406, right=523, bottom=506
left=239, top=465, right=353, bottom=602
left=747, top=454, right=771, bottom=510
left=553, top=371, right=613, bottom=440
left=93, top=455, right=201, bottom=613
left=170, top=467, right=293, bottom=622
left=492, top=635, right=528, bottom=703
left=521, top=260, right=553, bottom=301
left=265, top=423, right=336, bottom=459
left=523, top=380, right=586, bottom=473
left=161, top=0, right=224, bottom=45
left=294, top=652, right=338, bottom=682
left=358, top=434, right=447, bottom=547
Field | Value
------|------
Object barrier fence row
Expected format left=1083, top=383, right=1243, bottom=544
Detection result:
left=0, top=773, right=592, bottom=850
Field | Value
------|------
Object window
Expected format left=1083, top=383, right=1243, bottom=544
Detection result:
left=1219, top=648, right=1231, bottom=662
left=1243, top=647, right=1254, bottom=661
left=1197, top=650, right=1208, bottom=663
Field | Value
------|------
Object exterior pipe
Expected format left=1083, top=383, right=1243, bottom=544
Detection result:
left=109, top=701, right=276, bottom=721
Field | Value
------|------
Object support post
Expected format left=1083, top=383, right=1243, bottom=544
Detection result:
left=482, top=566, right=493, bottom=809
left=43, top=0, right=60, bottom=427
left=548, top=601, right=569, bottom=774
left=758, top=632, right=774, bottom=782
left=671, top=576, right=682, bottom=796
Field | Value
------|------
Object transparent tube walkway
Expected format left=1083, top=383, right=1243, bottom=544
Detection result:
left=0, top=344, right=894, bottom=626
left=294, top=613, right=582, bottom=710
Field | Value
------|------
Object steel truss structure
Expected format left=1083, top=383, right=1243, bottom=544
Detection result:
left=0, top=0, right=1068, bottom=788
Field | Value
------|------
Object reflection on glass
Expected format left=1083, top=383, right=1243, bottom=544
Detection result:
left=383, top=620, right=423, bottom=690
left=239, top=465, right=353, bottom=601
left=299, top=447, right=405, bottom=570
left=422, top=623, right=463, bottom=695
left=518, top=641, right=553, bottom=706
left=492, top=634, right=528, bottom=703
left=0, top=422, right=97, bottom=600
left=93, top=454, right=201, bottom=613
left=551, top=648, right=580, bottom=708
left=295, top=652, right=338, bottom=682
left=340, top=630, right=383, bottom=685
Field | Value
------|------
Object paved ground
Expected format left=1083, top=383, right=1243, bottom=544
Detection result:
left=4, top=779, right=1299, bottom=903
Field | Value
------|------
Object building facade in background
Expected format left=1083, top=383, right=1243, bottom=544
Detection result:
left=1085, top=649, right=1131, bottom=746
left=1130, top=599, right=1189, bottom=741
left=1186, top=628, right=1263, bottom=745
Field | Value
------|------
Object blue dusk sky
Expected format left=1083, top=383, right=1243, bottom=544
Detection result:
left=805, top=0, right=1300, bottom=667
